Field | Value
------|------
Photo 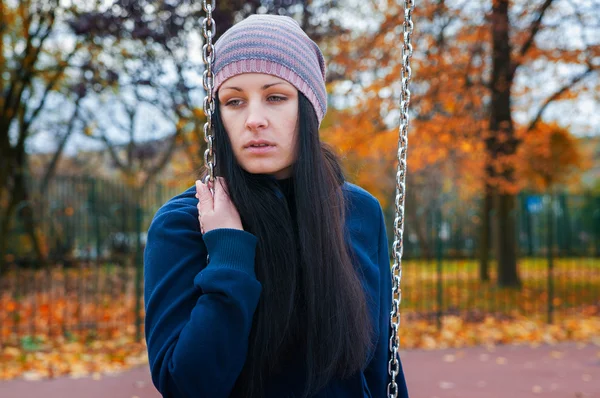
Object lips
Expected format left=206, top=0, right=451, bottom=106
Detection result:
left=245, top=140, right=275, bottom=148
left=245, top=143, right=276, bottom=154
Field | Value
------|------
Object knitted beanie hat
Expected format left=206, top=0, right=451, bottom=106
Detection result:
left=213, top=14, right=327, bottom=124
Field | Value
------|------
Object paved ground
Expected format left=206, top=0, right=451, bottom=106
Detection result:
left=1, top=342, right=598, bottom=398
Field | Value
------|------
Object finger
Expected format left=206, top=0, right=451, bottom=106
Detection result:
left=196, top=179, right=213, bottom=213
left=213, top=177, right=231, bottom=208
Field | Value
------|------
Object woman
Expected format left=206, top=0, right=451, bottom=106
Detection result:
left=144, top=14, right=409, bottom=398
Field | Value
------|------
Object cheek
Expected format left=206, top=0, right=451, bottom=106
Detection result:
left=220, top=109, right=234, bottom=132
left=283, top=127, right=299, bottom=156
left=220, top=111, right=240, bottom=145
left=283, top=104, right=299, bottom=147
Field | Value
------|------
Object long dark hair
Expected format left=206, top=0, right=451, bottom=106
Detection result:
left=199, top=92, right=375, bottom=398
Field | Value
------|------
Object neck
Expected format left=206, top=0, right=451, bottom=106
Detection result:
left=276, top=175, right=294, bottom=194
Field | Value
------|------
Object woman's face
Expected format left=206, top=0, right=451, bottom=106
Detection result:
left=218, top=73, right=299, bottom=180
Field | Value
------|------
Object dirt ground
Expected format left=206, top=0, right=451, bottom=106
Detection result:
left=1, top=341, right=598, bottom=398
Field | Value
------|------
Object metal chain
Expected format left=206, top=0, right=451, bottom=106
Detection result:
left=202, top=0, right=217, bottom=196
left=201, top=0, right=414, bottom=394
left=387, top=1, right=414, bottom=397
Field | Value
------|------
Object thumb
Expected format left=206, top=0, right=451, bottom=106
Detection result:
left=195, top=179, right=213, bottom=213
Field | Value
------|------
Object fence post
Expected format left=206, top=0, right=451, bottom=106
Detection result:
left=134, top=203, right=143, bottom=342
left=595, top=196, right=600, bottom=257
left=436, top=208, right=443, bottom=331
left=546, top=192, right=554, bottom=324
left=559, top=194, right=571, bottom=256
left=521, top=193, right=534, bottom=257
left=91, top=178, right=104, bottom=336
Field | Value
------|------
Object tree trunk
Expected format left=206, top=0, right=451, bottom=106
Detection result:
left=479, top=185, right=492, bottom=281
left=13, top=160, right=48, bottom=269
left=490, top=0, right=520, bottom=288
left=1, top=135, right=47, bottom=270
left=0, top=193, right=18, bottom=274
left=0, top=123, right=11, bottom=207
left=0, top=144, right=13, bottom=273
left=494, top=192, right=520, bottom=287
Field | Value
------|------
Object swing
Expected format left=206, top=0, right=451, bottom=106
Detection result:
left=200, top=2, right=414, bottom=397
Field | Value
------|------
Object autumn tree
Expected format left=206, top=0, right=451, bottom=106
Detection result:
left=485, top=0, right=596, bottom=287
left=323, top=0, right=489, bottom=258
left=516, top=122, right=586, bottom=192
left=1, top=0, right=344, bottom=266
left=324, top=0, right=598, bottom=286
left=0, top=0, right=95, bottom=267
left=0, top=0, right=227, bottom=266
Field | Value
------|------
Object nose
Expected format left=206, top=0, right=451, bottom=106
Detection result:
left=245, top=102, right=268, bottom=131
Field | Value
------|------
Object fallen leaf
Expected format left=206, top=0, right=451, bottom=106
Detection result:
left=21, top=371, right=43, bottom=381
left=443, top=354, right=455, bottom=362
left=550, top=350, right=564, bottom=359
left=439, top=381, right=455, bottom=389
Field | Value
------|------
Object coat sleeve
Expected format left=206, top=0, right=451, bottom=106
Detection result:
left=363, top=205, right=410, bottom=398
left=143, top=204, right=262, bottom=398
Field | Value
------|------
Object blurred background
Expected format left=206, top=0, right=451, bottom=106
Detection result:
left=0, top=0, right=599, bottom=389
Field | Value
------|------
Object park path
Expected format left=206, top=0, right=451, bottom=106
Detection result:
left=0, top=341, right=598, bottom=398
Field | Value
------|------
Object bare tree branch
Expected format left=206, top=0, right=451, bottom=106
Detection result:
left=79, top=105, right=128, bottom=172
left=141, top=132, right=180, bottom=190
left=510, top=0, right=555, bottom=79
left=23, top=46, right=82, bottom=134
left=40, top=94, right=84, bottom=193
left=99, top=129, right=128, bottom=172
left=527, top=64, right=595, bottom=132
left=4, top=8, right=56, bottom=137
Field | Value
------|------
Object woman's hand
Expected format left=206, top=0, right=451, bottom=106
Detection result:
left=195, top=177, right=244, bottom=234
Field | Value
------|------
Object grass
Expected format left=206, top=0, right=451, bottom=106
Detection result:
left=398, top=257, right=600, bottom=319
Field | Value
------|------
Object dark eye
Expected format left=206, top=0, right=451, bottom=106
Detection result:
left=268, top=95, right=286, bottom=103
left=225, top=99, right=242, bottom=107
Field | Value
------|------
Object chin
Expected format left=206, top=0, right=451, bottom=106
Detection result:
left=242, top=165, right=279, bottom=175
left=242, top=164, right=290, bottom=178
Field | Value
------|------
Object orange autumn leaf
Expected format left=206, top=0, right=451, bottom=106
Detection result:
left=515, top=122, right=587, bottom=192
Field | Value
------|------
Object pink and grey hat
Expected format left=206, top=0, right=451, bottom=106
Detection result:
left=213, top=14, right=327, bottom=124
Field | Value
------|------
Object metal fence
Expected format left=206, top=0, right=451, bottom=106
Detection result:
left=1, top=176, right=187, bottom=346
left=1, top=176, right=599, bottom=347
left=397, top=193, right=600, bottom=259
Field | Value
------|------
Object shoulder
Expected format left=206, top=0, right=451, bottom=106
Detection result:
left=148, top=185, right=199, bottom=234
left=342, top=182, right=383, bottom=212
left=341, top=181, right=384, bottom=226
left=341, top=181, right=385, bottom=258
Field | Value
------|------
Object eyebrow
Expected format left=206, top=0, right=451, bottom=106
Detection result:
left=220, top=83, right=288, bottom=92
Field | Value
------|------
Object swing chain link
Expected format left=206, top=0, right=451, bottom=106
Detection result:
left=201, top=1, right=414, bottom=394
left=388, top=1, right=414, bottom=397
left=202, top=0, right=217, bottom=194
